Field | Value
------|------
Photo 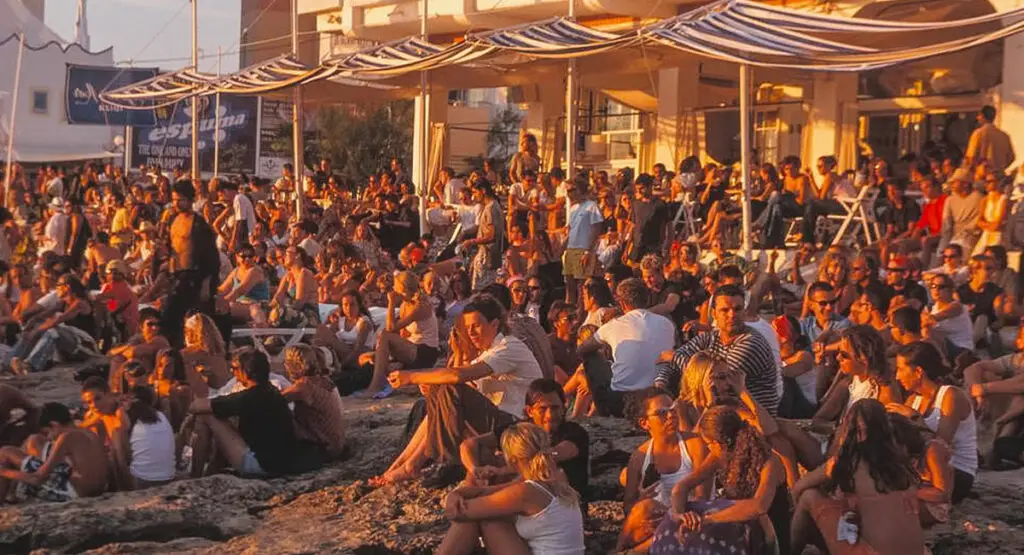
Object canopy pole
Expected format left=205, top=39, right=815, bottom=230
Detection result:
left=739, top=63, right=752, bottom=258
left=292, top=0, right=305, bottom=219
left=190, top=0, right=199, bottom=181
left=565, top=0, right=577, bottom=177
left=214, top=46, right=222, bottom=178
left=3, top=32, right=25, bottom=208
left=416, top=0, right=430, bottom=236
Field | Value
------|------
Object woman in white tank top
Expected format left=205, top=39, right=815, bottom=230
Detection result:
left=358, top=271, right=440, bottom=399
left=436, top=423, right=584, bottom=555
left=123, top=388, right=176, bottom=489
left=894, top=341, right=977, bottom=503
left=617, top=390, right=708, bottom=552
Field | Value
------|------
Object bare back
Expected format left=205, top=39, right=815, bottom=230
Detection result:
left=54, top=428, right=109, bottom=497
left=850, top=463, right=925, bottom=555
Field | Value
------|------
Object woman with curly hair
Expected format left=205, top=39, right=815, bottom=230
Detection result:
left=617, top=388, right=709, bottom=552
left=437, top=422, right=584, bottom=555
left=281, top=344, right=347, bottom=460
left=790, top=399, right=924, bottom=555
left=653, top=405, right=791, bottom=555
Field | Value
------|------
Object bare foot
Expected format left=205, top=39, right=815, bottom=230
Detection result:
left=369, top=463, right=421, bottom=487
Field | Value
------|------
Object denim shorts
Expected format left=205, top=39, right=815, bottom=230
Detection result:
left=238, top=448, right=267, bottom=477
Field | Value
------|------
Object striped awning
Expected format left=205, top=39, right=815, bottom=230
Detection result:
left=100, top=0, right=1024, bottom=107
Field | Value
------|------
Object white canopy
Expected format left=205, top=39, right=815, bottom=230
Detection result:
left=100, top=0, right=1024, bottom=108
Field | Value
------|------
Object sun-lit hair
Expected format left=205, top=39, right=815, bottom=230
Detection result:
left=184, top=313, right=226, bottom=356
left=393, top=271, right=424, bottom=302
left=680, top=352, right=724, bottom=409
left=501, top=422, right=579, bottom=505
left=283, top=344, right=321, bottom=379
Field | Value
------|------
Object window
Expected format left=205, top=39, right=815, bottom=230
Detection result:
left=754, top=110, right=779, bottom=165
left=32, top=90, right=48, bottom=114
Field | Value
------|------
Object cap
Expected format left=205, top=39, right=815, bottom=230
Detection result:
left=106, top=259, right=130, bottom=275
left=49, top=197, right=64, bottom=208
left=950, top=168, right=972, bottom=183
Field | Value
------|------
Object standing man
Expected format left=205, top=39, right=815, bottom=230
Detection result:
left=562, top=174, right=604, bottom=304
left=965, top=105, right=1015, bottom=175
left=215, top=181, right=256, bottom=254
left=626, top=174, right=670, bottom=265
left=162, top=180, right=220, bottom=348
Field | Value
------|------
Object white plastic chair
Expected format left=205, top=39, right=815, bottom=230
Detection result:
left=827, top=187, right=882, bottom=247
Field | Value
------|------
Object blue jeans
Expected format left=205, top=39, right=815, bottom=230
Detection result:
left=6, top=326, right=79, bottom=373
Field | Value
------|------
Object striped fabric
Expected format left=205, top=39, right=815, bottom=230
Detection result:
left=100, top=0, right=1024, bottom=107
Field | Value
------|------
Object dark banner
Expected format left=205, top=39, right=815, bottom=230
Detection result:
left=65, top=64, right=159, bottom=126
left=130, top=96, right=259, bottom=175
left=257, top=99, right=293, bottom=178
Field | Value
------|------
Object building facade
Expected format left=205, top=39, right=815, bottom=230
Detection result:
left=296, top=0, right=1024, bottom=175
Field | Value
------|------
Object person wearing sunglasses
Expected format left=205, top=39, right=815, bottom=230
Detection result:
left=923, top=275, right=974, bottom=355
left=923, top=244, right=969, bottom=288
left=617, top=387, right=709, bottom=552
left=884, top=255, right=928, bottom=311
left=5, top=274, right=94, bottom=376
left=217, top=244, right=270, bottom=323
left=106, top=310, right=170, bottom=394
left=957, top=254, right=1005, bottom=351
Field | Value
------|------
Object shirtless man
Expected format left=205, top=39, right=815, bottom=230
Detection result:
left=85, top=232, right=123, bottom=284
left=0, top=402, right=108, bottom=502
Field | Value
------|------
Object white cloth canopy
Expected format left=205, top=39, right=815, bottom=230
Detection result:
left=99, top=0, right=1024, bottom=107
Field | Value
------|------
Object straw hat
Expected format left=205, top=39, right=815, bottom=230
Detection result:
left=138, top=221, right=156, bottom=234
left=49, top=197, right=64, bottom=209
left=950, top=168, right=972, bottom=183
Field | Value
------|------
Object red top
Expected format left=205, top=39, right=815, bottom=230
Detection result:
left=101, top=280, right=139, bottom=333
left=917, top=194, right=947, bottom=236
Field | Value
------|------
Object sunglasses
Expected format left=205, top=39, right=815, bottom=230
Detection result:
left=942, top=254, right=958, bottom=259
left=836, top=351, right=852, bottom=360
left=144, top=321, right=160, bottom=328
left=646, top=407, right=674, bottom=419
left=817, top=299, right=837, bottom=306
left=886, top=267, right=908, bottom=273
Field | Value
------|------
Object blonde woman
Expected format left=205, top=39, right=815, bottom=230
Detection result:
left=973, top=171, right=1008, bottom=256
left=357, top=271, right=439, bottom=399
left=438, top=422, right=585, bottom=555
left=281, top=345, right=347, bottom=460
left=182, top=313, right=230, bottom=398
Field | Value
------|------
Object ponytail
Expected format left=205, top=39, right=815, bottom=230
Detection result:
left=501, top=423, right=579, bottom=506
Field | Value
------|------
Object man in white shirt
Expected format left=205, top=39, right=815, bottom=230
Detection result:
left=44, top=166, right=64, bottom=201
left=378, top=296, right=541, bottom=484
left=562, top=174, right=605, bottom=304
left=577, top=278, right=676, bottom=416
left=436, top=167, right=465, bottom=207
left=215, top=181, right=256, bottom=252
left=42, top=198, right=69, bottom=255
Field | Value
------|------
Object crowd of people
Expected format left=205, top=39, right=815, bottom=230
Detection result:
left=0, top=104, right=1020, bottom=554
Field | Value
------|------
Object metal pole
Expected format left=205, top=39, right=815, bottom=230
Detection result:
left=190, top=0, right=199, bottom=180
left=739, top=63, right=752, bottom=257
left=417, top=0, right=429, bottom=235
left=3, top=33, right=25, bottom=208
left=565, top=0, right=577, bottom=177
left=214, top=46, right=221, bottom=177
left=292, top=0, right=305, bottom=219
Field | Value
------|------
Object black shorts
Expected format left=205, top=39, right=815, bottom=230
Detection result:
left=411, top=344, right=441, bottom=369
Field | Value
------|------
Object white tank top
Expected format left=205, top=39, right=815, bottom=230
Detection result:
left=641, top=437, right=695, bottom=507
left=912, top=386, right=978, bottom=476
left=514, top=481, right=585, bottom=555
left=129, top=412, right=176, bottom=482
left=930, top=305, right=974, bottom=350
left=405, top=302, right=440, bottom=348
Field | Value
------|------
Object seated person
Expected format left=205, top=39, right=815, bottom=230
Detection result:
left=112, top=386, right=175, bottom=490
left=618, top=388, right=709, bottom=552
left=373, top=295, right=543, bottom=485
left=187, top=348, right=310, bottom=478
left=181, top=313, right=232, bottom=398
left=964, top=326, right=1024, bottom=463
left=773, top=315, right=816, bottom=419
left=150, top=348, right=193, bottom=432
left=790, top=400, right=925, bottom=555
left=281, top=345, right=347, bottom=460
left=888, top=412, right=955, bottom=528
left=6, top=274, right=95, bottom=375
left=359, top=271, right=440, bottom=399
left=94, top=259, right=139, bottom=340
left=315, top=290, right=376, bottom=394
left=656, top=406, right=791, bottom=555
left=0, top=402, right=108, bottom=502
left=107, top=309, right=171, bottom=393
left=891, top=342, right=976, bottom=502
left=269, top=246, right=319, bottom=327
left=436, top=422, right=585, bottom=555
left=460, top=378, right=589, bottom=502
left=0, top=384, right=39, bottom=447
left=218, top=244, right=270, bottom=322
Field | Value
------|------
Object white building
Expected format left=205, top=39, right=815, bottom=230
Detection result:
left=295, top=0, right=1023, bottom=175
left=0, top=0, right=116, bottom=164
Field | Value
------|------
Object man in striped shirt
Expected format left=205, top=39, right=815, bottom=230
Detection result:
left=655, top=284, right=780, bottom=414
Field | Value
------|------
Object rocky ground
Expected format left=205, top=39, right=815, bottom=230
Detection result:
left=1, top=368, right=1023, bottom=554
